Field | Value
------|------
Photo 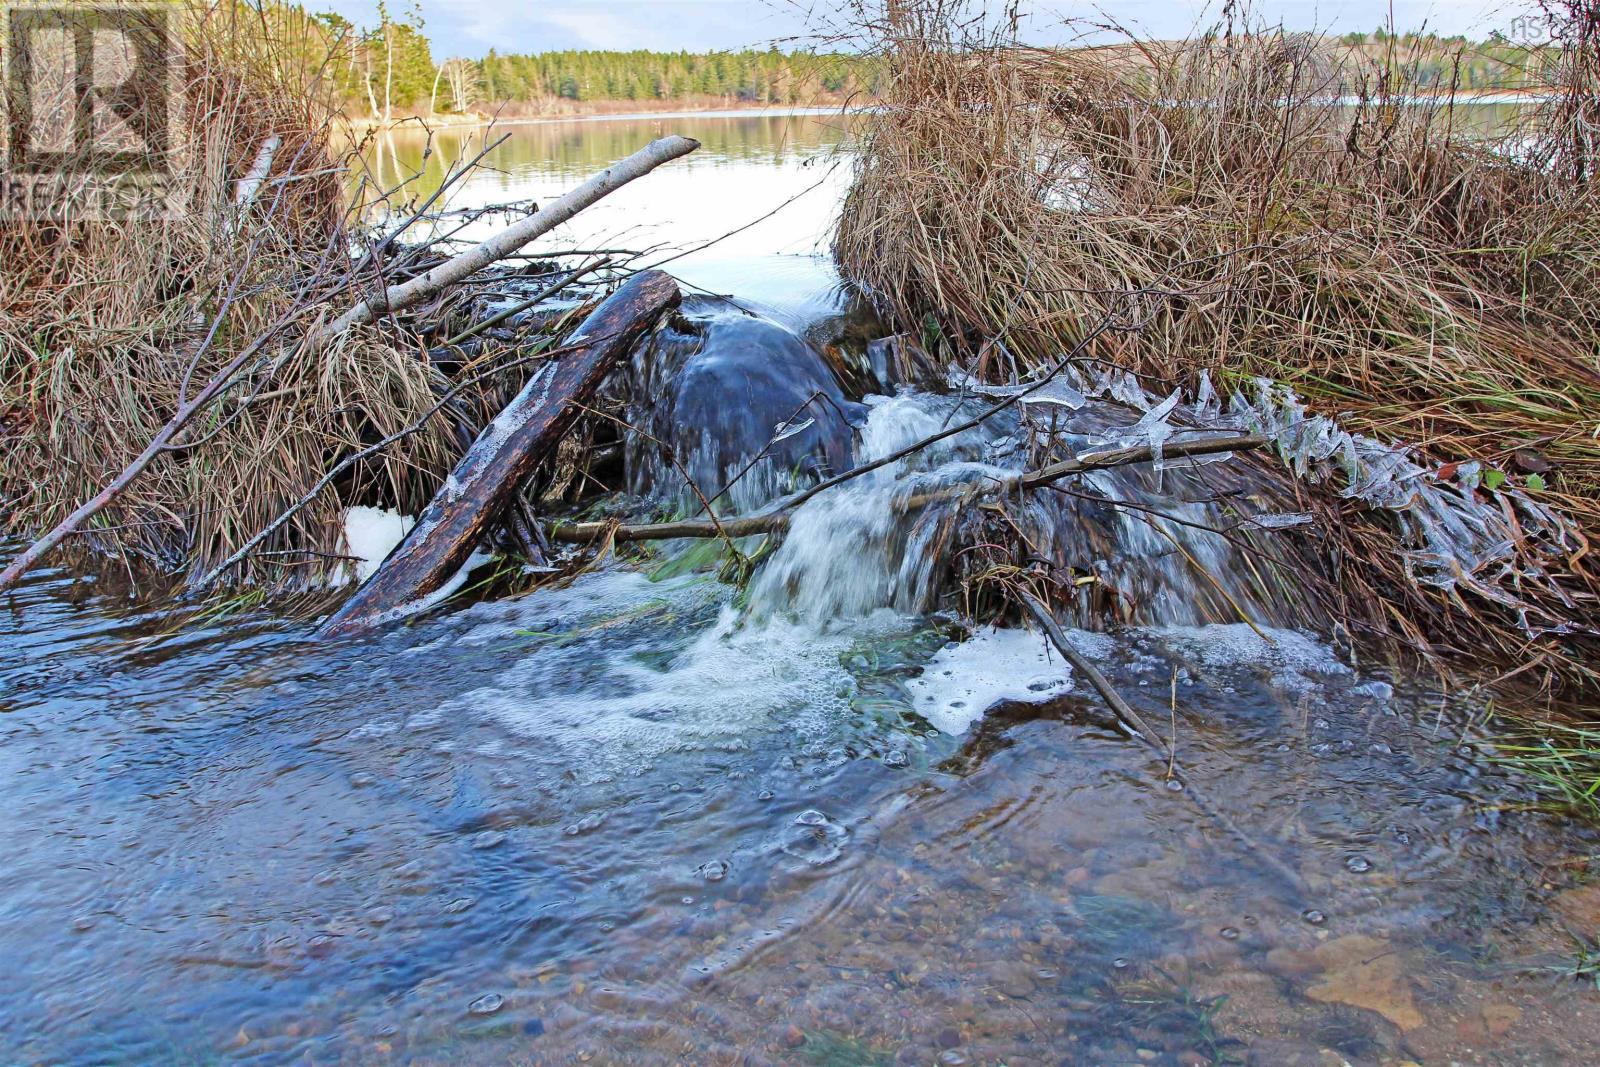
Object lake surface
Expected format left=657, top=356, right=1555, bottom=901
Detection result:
left=4, top=112, right=1599, bottom=1066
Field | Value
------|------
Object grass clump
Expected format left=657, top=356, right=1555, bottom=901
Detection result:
left=0, top=3, right=522, bottom=589
left=834, top=0, right=1600, bottom=693
left=1492, top=720, right=1600, bottom=821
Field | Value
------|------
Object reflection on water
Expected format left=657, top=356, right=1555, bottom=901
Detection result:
left=357, top=113, right=857, bottom=324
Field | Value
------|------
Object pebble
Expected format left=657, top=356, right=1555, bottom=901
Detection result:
left=468, top=993, right=504, bottom=1016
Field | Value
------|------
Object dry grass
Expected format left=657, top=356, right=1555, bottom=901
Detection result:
left=0, top=3, right=499, bottom=587
left=835, top=0, right=1600, bottom=694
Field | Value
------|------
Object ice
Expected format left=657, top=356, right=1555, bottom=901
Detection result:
left=904, top=626, right=1075, bottom=735
left=1149, top=624, right=1354, bottom=693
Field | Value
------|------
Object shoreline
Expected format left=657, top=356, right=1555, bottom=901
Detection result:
left=345, top=104, right=853, bottom=133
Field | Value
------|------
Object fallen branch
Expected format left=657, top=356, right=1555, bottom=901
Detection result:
left=549, top=433, right=1265, bottom=544
left=319, top=270, right=682, bottom=637
left=310, top=135, right=699, bottom=350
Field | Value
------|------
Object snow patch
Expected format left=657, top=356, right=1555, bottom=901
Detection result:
left=342, top=506, right=416, bottom=582
left=905, top=626, right=1076, bottom=735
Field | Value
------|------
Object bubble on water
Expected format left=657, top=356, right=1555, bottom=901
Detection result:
left=1165, top=778, right=1184, bottom=792
left=1219, top=926, right=1240, bottom=940
left=1112, top=957, right=1129, bottom=969
left=1345, top=855, right=1372, bottom=873
left=1369, top=742, right=1393, bottom=755
left=697, top=860, right=730, bottom=883
left=471, top=830, right=506, bottom=850
left=757, top=789, right=775, bottom=801
left=565, top=811, right=607, bottom=836
left=468, top=993, right=504, bottom=1016
left=939, top=1051, right=969, bottom=1066
left=1302, top=909, right=1326, bottom=925
left=443, top=896, right=476, bottom=914
left=781, top=809, right=848, bottom=866
left=350, top=772, right=376, bottom=788
left=1035, top=967, right=1059, bottom=981
left=682, top=896, right=695, bottom=905
left=883, top=750, right=908, bottom=768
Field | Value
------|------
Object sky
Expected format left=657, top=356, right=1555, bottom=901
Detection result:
left=313, top=0, right=1547, bottom=60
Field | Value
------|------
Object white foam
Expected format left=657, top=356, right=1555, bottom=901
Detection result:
left=455, top=572, right=903, bottom=761
left=341, top=506, right=416, bottom=582
left=905, top=626, right=1075, bottom=735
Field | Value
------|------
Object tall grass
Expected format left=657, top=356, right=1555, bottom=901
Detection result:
left=0, top=3, right=474, bottom=586
left=835, top=0, right=1600, bottom=692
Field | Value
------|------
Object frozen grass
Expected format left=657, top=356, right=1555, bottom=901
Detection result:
left=834, top=0, right=1600, bottom=694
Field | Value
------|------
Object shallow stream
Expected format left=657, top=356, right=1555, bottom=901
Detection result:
left=3, top=112, right=1598, bottom=1066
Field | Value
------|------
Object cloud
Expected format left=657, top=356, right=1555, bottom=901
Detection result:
left=312, top=0, right=1537, bottom=59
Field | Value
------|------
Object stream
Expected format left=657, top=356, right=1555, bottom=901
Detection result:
left=3, top=112, right=1599, bottom=1066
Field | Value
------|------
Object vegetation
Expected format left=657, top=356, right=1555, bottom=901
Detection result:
left=835, top=0, right=1600, bottom=694
left=0, top=1, right=545, bottom=586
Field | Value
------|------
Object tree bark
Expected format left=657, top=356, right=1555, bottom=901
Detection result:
left=319, top=270, right=681, bottom=637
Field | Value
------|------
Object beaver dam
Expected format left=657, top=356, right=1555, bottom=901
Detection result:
left=3, top=4, right=1600, bottom=1065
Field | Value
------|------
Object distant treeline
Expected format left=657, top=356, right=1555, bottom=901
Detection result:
left=268, top=2, right=1562, bottom=120
left=1336, top=29, right=1560, bottom=90
left=477, top=49, right=882, bottom=108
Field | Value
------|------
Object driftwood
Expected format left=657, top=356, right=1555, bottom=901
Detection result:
left=319, top=269, right=682, bottom=637
left=311, top=135, right=699, bottom=349
left=548, top=433, right=1266, bottom=544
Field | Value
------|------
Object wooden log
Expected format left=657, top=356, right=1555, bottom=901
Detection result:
left=547, top=433, right=1266, bottom=544
left=320, top=270, right=681, bottom=636
left=310, top=135, right=698, bottom=350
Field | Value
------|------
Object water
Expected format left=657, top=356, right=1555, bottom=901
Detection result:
left=4, top=113, right=1600, bottom=1065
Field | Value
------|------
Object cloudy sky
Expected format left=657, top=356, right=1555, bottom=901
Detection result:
left=314, top=0, right=1542, bottom=59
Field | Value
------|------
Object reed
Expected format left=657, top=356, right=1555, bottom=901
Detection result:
left=835, top=0, right=1600, bottom=693
left=0, top=3, right=489, bottom=586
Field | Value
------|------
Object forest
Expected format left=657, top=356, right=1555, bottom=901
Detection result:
left=303, top=3, right=1553, bottom=120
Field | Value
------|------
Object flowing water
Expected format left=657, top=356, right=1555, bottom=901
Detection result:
left=5, top=113, right=1600, bottom=1066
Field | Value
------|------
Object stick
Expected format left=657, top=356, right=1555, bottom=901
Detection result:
left=547, top=433, right=1265, bottom=544
left=319, top=270, right=681, bottom=637
left=309, top=135, right=699, bottom=349
left=1016, top=591, right=1306, bottom=893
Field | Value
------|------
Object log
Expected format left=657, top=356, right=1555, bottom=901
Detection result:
left=310, top=135, right=699, bottom=350
left=548, top=433, right=1266, bottom=544
left=320, top=270, right=681, bottom=636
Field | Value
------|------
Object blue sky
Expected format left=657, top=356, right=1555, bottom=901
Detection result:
left=315, top=0, right=1542, bottom=60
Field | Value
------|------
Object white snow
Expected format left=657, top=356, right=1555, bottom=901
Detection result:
left=905, top=626, right=1076, bottom=735
left=341, top=506, right=416, bottom=582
